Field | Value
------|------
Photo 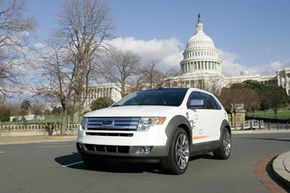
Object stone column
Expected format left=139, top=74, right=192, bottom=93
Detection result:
left=277, top=71, right=281, bottom=86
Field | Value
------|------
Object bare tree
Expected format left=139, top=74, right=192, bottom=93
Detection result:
left=141, top=62, right=167, bottom=89
left=0, top=0, right=36, bottom=99
left=203, top=77, right=223, bottom=96
left=100, top=48, right=141, bottom=97
left=53, top=0, right=113, bottom=123
left=37, top=48, right=74, bottom=134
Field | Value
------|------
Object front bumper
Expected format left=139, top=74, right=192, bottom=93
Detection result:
left=76, top=125, right=169, bottom=159
left=76, top=142, right=168, bottom=158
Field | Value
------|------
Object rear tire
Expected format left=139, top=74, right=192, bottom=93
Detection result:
left=214, top=128, right=232, bottom=159
left=160, top=127, right=190, bottom=174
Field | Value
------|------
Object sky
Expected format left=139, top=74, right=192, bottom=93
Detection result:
left=25, top=0, right=290, bottom=76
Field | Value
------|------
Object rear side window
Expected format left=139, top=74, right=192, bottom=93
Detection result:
left=210, top=95, right=222, bottom=110
left=200, top=93, right=221, bottom=110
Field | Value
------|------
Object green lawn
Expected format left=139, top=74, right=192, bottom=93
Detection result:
left=43, top=115, right=63, bottom=123
left=247, top=108, right=290, bottom=119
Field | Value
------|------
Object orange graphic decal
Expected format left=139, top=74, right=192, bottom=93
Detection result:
left=192, top=136, right=206, bottom=140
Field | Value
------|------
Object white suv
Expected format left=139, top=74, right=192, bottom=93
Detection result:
left=77, top=88, right=232, bottom=174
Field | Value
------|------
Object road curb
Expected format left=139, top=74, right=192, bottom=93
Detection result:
left=0, top=136, right=76, bottom=145
left=272, top=151, right=290, bottom=188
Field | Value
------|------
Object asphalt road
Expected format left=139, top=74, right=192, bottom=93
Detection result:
left=1, top=133, right=290, bottom=193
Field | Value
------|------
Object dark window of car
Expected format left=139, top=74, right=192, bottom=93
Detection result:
left=112, top=88, right=188, bottom=107
left=187, top=91, right=221, bottom=110
left=187, top=91, right=203, bottom=108
left=200, top=92, right=221, bottom=110
left=208, top=95, right=222, bottom=110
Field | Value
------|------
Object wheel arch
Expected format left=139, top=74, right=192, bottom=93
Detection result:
left=165, top=115, right=192, bottom=154
left=178, top=123, right=192, bottom=144
left=219, top=119, right=231, bottom=139
left=214, top=119, right=232, bottom=159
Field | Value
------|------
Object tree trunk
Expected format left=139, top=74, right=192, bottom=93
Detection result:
left=61, top=108, right=68, bottom=135
left=121, top=82, right=126, bottom=97
left=73, top=93, right=82, bottom=124
left=61, top=102, right=68, bottom=135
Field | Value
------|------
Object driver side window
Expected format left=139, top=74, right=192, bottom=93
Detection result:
left=187, top=91, right=204, bottom=109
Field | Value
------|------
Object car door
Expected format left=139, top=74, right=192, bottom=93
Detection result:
left=186, top=91, right=211, bottom=143
left=199, top=92, right=223, bottom=141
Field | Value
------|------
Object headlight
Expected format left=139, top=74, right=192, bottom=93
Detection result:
left=81, top=117, right=88, bottom=130
left=137, top=117, right=166, bottom=131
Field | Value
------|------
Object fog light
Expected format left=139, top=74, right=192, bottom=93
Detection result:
left=136, top=146, right=153, bottom=154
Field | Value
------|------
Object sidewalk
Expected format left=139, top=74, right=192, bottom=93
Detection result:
left=0, top=135, right=77, bottom=145
left=272, top=151, right=290, bottom=188
left=232, top=129, right=290, bottom=135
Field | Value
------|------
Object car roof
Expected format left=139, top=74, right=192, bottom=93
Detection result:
left=140, top=87, right=215, bottom=96
left=141, top=88, right=189, bottom=92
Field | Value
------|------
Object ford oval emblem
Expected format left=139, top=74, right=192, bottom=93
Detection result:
left=102, top=120, right=114, bottom=126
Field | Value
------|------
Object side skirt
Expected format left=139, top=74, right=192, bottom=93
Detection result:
left=190, top=140, right=220, bottom=157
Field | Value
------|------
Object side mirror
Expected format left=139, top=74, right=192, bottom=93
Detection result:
left=189, top=99, right=204, bottom=109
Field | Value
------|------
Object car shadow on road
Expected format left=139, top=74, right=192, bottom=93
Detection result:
left=55, top=152, right=212, bottom=174
left=54, top=152, right=84, bottom=168
left=55, top=152, right=161, bottom=174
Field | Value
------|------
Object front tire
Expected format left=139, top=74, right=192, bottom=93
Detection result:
left=161, top=128, right=190, bottom=174
left=214, top=128, right=232, bottom=159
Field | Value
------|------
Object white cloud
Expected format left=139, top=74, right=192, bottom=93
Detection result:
left=108, top=37, right=290, bottom=76
left=220, top=50, right=290, bottom=76
left=108, top=37, right=183, bottom=72
left=219, top=50, right=247, bottom=76
left=260, top=60, right=290, bottom=74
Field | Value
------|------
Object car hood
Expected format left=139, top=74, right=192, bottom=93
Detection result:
left=84, top=105, right=178, bottom=117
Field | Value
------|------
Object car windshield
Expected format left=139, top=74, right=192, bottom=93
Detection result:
left=112, top=88, right=188, bottom=107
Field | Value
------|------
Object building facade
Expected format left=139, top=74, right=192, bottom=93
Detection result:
left=277, top=68, right=290, bottom=95
left=83, top=83, right=122, bottom=108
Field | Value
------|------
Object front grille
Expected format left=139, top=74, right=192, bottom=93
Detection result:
left=85, top=132, right=133, bottom=137
left=84, top=144, right=129, bottom=153
left=86, top=117, right=140, bottom=131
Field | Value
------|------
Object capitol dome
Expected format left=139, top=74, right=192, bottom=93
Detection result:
left=180, top=14, right=222, bottom=74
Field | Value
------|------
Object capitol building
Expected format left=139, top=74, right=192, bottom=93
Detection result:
left=84, top=14, right=290, bottom=106
left=165, top=14, right=289, bottom=95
